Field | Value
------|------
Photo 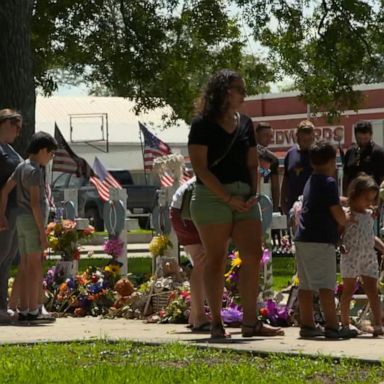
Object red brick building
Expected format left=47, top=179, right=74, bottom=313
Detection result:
left=241, top=83, right=384, bottom=159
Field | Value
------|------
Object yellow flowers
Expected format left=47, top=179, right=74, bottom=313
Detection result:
left=149, top=234, right=173, bottom=256
left=104, top=264, right=121, bottom=275
left=231, top=251, right=242, bottom=268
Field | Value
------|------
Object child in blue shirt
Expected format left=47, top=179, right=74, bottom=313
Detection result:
left=295, top=140, right=357, bottom=339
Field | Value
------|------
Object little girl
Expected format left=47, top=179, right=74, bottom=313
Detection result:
left=340, top=174, right=384, bottom=337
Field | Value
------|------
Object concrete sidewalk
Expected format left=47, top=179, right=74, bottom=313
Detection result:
left=1, top=317, right=383, bottom=363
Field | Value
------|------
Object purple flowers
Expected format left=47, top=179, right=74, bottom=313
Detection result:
left=103, top=237, right=124, bottom=258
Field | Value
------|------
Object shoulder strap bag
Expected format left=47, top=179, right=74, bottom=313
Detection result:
left=180, top=112, right=241, bottom=220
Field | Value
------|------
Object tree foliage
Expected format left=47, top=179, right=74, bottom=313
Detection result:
left=236, top=0, right=384, bottom=119
left=32, top=0, right=273, bottom=123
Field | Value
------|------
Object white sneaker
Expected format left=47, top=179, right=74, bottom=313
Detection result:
left=39, top=305, right=49, bottom=315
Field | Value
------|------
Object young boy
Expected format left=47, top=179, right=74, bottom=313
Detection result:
left=0, top=131, right=57, bottom=323
left=295, top=140, right=357, bottom=339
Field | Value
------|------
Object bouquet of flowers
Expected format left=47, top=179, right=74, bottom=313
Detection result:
left=158, top=286, right=192, bottom=323
left=258, top=299, right=291, bottom=327
left=46, top=219, right=94, bottom=261
left=149, top=234, right=173, bottom=257
left=43, top=264, right=120, bottom=316
left=103, top=236, right=124, bottom=259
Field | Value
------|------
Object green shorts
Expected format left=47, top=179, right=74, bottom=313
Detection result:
left=190, top=181, right=261, bottom=226
left=16, top=214, right=42, bottom=255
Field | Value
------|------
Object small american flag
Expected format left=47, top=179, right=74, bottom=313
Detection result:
left=139, top=122, right=172, bottom=170
left=52, top=123, right=93, bottom=178
left=159, top=169, right=192, bottom=187
left=90, top=156, right=122, bottom=202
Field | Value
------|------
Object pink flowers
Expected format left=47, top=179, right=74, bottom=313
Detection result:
left=103, top=237, right=124, bottom=259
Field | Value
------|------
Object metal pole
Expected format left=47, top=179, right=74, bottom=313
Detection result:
left=138, top=122, right=148, bottom=185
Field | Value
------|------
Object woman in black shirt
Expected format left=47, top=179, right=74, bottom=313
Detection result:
left=188, top=70, right=284, bottom=339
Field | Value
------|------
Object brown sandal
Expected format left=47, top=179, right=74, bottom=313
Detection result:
left=242, top=321, right=285, bottom=337
left=211, top=323, right=231, bottom=340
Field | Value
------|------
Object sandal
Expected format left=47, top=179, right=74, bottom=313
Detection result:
left=211, top=323, right=231, bottom=340
left=191, top=321, right=211, bottom=333
left=242, top=320, right=285, bottom=337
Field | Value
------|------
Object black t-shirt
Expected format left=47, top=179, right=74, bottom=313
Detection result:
left=257, top=144, right=279, bottom=183
left=188, top=113, right=256, bottom=185
left=344, top=142, right=384, bottom=187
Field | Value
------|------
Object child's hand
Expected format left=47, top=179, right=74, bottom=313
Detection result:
left=40, top=232, right=49, bottom=251
left=0, top=216, right=8, bottom=231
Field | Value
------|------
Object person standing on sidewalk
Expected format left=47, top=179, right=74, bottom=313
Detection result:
left=169, top=177, right=210, bottom=331
left=281, top=120, right=314, bottom=216
left=254, top=122, right=280, bottom=212
left=340, top=174, right=384, bottom=337
left=188, top=69, right=284, bottom=339
left=0, top=109, right=23, bottom=324
left=295, top=140, right=357, bottom=339
left=0, top=132, right=57, bottom=323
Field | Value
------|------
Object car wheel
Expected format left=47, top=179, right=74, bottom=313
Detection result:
left=85, top=207, right=104, bottom=231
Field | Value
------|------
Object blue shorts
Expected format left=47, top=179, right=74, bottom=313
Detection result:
left=190, top=181, right=261, bottom=226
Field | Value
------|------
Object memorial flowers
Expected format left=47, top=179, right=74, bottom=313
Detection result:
left=46, top=219, right=94, bottom=261
left=103, top=237, right=124, bottom=259
left=149, top=234, right=173, bottom=257
left=43, top=265, right=119, bottom=316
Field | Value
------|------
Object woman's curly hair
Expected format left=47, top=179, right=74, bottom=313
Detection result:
left=195, top=69, right=243, bottom=121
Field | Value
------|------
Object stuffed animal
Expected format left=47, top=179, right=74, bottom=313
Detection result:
left=114, top=278, right=134, bottom=297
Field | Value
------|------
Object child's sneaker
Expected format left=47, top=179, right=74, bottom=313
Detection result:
left=18, top=312, right=56, bottom=324
left=372, top=326, right=384, bottom=337
left=324, top=325, right=358, bottom=339
left=38, top=306, right=56, bottom=323
left=299, top=324, right=324, bottom=338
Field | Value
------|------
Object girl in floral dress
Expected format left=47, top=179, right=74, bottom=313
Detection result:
left=340, top=174, right=384, bottom=336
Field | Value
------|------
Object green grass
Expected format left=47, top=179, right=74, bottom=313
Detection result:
left=93, top=229, right=152, bottom=237
left=272, top=256, right=296, bottom=292
left=0, top=341, right=382, bottom=383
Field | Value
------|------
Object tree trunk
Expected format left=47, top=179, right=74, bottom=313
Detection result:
left=0, top=1, right=35, bottom=158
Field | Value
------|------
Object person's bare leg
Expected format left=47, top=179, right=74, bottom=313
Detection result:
left=319, top=288, right=338, bottom=329
left=18, top=256, right=29, bottom=312
left=27, top=252, right=43, bottom=312
left=197, top=222, right=232, bottom=334
left=340, top=278, right=356, bottom=326
left=298, top=289, right=315, bottom=328
left=361, top=276, right=382, bottom=328
left=232, top=219, right=262, bottom=326
left=184, top=244, right=209, bottom=327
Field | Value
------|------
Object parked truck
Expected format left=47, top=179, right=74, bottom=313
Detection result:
left=50, top=170, right=159, bottom=230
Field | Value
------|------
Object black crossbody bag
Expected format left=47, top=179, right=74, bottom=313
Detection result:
left=180, top=113, right=240, bottom=220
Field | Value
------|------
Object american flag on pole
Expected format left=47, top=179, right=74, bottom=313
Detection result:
left=139, top=122, right=172, bottom=170
left=52, top=123, right=93, bottom=178
left=90, top=156, right=122, bottom=202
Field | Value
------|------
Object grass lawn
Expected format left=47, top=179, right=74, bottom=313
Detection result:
left=0, top=341, right=382, bottom=383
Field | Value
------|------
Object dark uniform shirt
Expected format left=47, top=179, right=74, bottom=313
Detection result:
left=344, top=141, right=384, bottom=188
